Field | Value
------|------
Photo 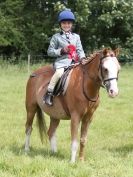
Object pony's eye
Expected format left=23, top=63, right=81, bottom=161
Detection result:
left=104, top=68, right=108, bottom=73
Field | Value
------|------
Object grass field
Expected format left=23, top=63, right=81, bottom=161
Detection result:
left=0, top=63, right=133, bottom=177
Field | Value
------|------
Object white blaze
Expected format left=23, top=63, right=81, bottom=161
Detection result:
left=103, top=57, right=119, bottom=97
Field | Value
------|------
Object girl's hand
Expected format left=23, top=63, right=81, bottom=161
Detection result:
left=60, top=47, right=70, bottom=55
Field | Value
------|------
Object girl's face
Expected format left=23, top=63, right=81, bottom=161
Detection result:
left=60, top=21, right=73, bottom=32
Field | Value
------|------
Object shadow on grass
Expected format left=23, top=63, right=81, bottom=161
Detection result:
left=108, top=144, right=133, bottom=157
left=9, top=144, right=66, bottom=160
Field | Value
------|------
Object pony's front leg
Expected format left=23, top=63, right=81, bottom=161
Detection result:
left=79, top=115, right=92, bottom=161
left=70, top=114, right=80, bottom=163
left=48, top=117, right=60, bottom=153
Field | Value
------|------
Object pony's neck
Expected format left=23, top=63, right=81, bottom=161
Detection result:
left=81, top=54, right=101, bottom=101
left=84, top=53, right=101, bottom=79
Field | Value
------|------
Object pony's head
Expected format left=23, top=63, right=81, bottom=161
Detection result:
left=100, top=48, right=121, bottom=98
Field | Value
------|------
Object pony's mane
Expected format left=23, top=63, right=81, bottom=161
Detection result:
left=83, top=48, right=121, bottom=69
left=82, top=50, right=102, bottom=65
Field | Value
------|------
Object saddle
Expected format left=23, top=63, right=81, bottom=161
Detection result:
left=30, top=64, right=79, bottom=96
left=53, top=65, right=74, bottom=96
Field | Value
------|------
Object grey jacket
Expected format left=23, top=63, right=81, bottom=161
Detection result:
left=47, top=32, right=85, bottom=69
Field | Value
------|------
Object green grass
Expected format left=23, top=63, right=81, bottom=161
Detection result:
left=0, top=64, right=133, bottom=177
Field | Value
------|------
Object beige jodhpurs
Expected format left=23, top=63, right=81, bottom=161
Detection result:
left=47, top=68, right=64, bottom=92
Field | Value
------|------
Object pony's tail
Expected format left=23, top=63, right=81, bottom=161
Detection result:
left=36, top=105, right=48, bottom=144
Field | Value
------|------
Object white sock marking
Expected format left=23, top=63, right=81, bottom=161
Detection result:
left=25, top=128, right=32, bottom=152
left=50, top=134, right=57, bottom=153
left=71, top=140, right=78, bottom=163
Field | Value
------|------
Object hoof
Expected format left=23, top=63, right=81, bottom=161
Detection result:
left=24, top=148, right=30, bottom=154
left=70, top=159, right=76, bottom=163
left=79, top=157, right=85, bottom=162
left=51, top=150, right=57, bottom=154
left=24, top=151, right=29, bottom=155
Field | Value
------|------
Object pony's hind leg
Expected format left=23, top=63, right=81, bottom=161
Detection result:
left=25, top=104, right=37, bottom=152
left=48, top=117, right=60, bottom=153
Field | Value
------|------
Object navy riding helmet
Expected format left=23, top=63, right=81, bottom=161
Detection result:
left=58, top=9, right=75, bottom=22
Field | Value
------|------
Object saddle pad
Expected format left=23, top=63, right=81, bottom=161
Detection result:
left=53, top=67, right=73, bottom=96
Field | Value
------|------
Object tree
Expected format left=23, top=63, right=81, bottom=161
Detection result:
left=0, top=0, right=133, bottom=61
left=0, top=0, right=25, bottom=53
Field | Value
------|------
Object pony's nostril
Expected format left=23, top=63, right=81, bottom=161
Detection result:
left=110, top=89, right=113, bottom=94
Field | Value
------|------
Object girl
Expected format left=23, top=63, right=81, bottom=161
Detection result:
left=44, top=9, right=85, bottom=106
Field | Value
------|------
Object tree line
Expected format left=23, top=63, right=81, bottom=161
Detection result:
left=0, top=0, right=133, bottom=62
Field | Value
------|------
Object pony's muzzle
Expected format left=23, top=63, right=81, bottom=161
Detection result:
left=108, top=89, right=119, bottom=98
left=105, top=80, right=119, bottom=98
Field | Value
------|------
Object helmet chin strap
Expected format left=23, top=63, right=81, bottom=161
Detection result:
left=61, top=28, right=71, bottom=32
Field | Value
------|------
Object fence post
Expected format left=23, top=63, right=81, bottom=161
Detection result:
left=28, top=54, right=31, bottom=75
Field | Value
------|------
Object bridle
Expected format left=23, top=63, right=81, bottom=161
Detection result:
left=82, top=53, right=119, bottom=102
left=99, top=56, right=119, bottom=89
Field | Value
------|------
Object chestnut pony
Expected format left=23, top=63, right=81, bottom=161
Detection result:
left=25, top=48, right=120, bottom=162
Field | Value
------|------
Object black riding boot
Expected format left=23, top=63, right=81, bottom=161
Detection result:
left=43, top=91, right=53, bottom=106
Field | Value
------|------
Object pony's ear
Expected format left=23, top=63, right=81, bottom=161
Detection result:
left=103, top=48, right=110, bottom=56
left=114, top=48, right=120, bottom=57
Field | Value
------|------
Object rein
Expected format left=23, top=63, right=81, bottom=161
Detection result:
left=30, top=52, right=118, bottom=103
left=82, top=71, right=99, bottom=102
left=81, top=59, right=100, bottom=102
